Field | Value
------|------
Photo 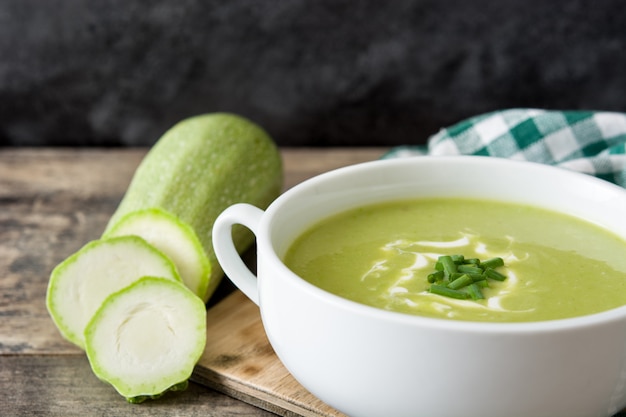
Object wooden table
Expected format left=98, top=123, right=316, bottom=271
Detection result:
left=0, top=147, right=386, bottom=417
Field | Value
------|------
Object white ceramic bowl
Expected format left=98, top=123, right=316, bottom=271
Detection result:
left=212, top=156, right=626, bottom=417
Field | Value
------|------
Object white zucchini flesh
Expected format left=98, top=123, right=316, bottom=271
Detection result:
left=46, top=235, right=181, bottom=350
left=84, top=277, right=206, bottom=400
left=105, top=208, right=210, bottom=301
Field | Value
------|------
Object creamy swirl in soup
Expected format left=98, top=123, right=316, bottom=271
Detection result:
left=283, top=198, right=626, bottom=322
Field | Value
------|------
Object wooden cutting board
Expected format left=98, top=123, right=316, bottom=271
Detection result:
left=192, top=289, right=347, bottom=417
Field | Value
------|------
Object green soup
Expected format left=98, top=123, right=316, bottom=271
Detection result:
left=283, top=198, right=626, bottom=322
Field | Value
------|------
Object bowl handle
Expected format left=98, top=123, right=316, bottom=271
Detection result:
left=212, top=203, right=264, bottom=305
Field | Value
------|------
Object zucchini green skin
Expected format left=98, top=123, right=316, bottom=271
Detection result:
left=104, top=113, right=283, bottom=301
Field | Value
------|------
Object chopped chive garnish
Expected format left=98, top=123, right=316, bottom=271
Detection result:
left=438, top=255, right=458, bottom=275
left=448, top=274, right=473, bottom=290
left=484, top=268, right=507, bottom=281
left=481, top=257, right=505, bottom=269
left=451, top=254, right=465, bottom=264
left=457, top=264, right=483, bottom=275
left=475, top=279, right=490, bottom=288
left=467, top=283, right=485, bottom=300
left=427, top=270, right=444, bottom=283
left=449, top=272, right=464, bottom=281
left=469, top=273, right=486, bottom=282
left=429, top=285, right=468, bottom=300
left=425, top=255, right=506, bottom=301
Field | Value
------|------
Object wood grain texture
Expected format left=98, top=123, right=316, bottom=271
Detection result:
left=0, top=147, right=384, bottom=416
left=0, top=148, right=143, bottom=354
left=194, top=291, right=346, bottom=417
left=0, top=355, right=277, bottom=417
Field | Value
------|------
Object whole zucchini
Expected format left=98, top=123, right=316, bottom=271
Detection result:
left=104, top=113, right=283, bottom=302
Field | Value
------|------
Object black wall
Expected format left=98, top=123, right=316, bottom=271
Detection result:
left=2, top=0, right=625, bottom=147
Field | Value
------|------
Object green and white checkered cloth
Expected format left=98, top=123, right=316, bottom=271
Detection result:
left=382, top=108, right=626, bottom=187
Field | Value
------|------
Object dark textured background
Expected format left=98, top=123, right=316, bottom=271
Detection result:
left=2, top=0, right=626, bottom=147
